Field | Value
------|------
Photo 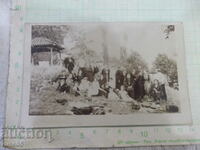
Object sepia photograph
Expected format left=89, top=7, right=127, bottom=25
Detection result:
left=29, top=23, right=181, bottom=115
left=20, top=23, right=191, bottom=127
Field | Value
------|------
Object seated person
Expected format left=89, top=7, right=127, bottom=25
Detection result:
left=88, top=78, right=100, bottom=97
left=151, top=79, right=162, bottom=103
left=72, top=82, right=81, bottom=96
left=77, top=69, right=84, bottom=83
left=55, top=70, right=68, bottom=91
left=79, top=77, right=89, bottom=96
left=98, top=82, right=110, bottom=98
left=98, top=74, right=109, bottom=98
left=71, top=70, right=78, bottom=83
left=66, top=73, right=74, bottom=84
left=59, top=80, right=70, bottom=93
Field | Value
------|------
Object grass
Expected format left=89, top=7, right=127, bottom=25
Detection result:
left=29, top=65, right=180, bottom=115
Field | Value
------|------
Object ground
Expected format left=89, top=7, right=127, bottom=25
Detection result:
left=29, top=66, right=180, bottom=115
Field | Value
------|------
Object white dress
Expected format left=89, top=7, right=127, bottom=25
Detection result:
left=79, top=80, right=89, bottom=92
left=119, top=90, right=133, bottom=102
left=88, top=81, right=100, bottom=97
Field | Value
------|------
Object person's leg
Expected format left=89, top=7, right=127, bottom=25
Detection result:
left=99, top=88, right=108, bottom=98
left=105, top=88, right=109, bottom=98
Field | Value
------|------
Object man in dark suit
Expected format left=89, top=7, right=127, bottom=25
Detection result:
left=135, top=71, right=145, bottom=101
left=115, top=68, right=124, bottom=90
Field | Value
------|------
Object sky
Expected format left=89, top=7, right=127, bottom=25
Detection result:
left=63, top=23, right=178, bottom=67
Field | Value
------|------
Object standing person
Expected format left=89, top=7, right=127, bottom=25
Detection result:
left=63, top=57, right=74, bottom=73
left=87, top=65, right=94, bottom=82
left=154, top=69, right=168, bottom=101
left=105, top=68, right=110, bottom=83
left=99, top=74, right=107, bottom=90
left=131, top=69, right=137, bottom=99
left=68, top=58, right=75, bottom=73
left=124, top=72, right=132, bottom=89
left=102, top=68, right=109, bottom=83
left=143, top=71, right=152, bottom=97
left=131, top=69, right=137, bottom=82
left=66, top=73, right=74, bottom=92
left=135, top=70, right=145, bottom=101
left=151, top=79, right=162, bottom=103
left=124, top=73, right=135, bottom=99
left=115, top=67, right=123, bottom=90
left=122, top=70, right=127, bottom=85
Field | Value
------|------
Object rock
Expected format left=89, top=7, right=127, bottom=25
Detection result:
left=92, top=107, right=106, bottom=115
left=71, top=106, right=106, bottom=115
left=65, top=110, right=74, bottom=115
left=150, top=103, right=160, bottom=109
left=56, top=99, right=68, bottom=105
left=103, top=103, right=108, bottom=106
left=71, top=106, right=93, bottom=115
left=166, top=105, right=179, bottom=112
left=141, top=102, right=152, bottom=108
left=108, top=109, right=112, bottom=113
left=131, top=101, right=140, bottom=110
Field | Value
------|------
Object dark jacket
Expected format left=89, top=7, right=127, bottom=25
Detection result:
left=115, top=70, right=124, bottom=89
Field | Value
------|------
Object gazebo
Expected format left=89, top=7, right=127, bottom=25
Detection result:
left=31, top=37, right=64, bottom=66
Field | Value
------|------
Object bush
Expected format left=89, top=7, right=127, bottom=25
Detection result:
left=153, top=54, right=178, bottom=83
left=125, top=51, right=148, bottom=72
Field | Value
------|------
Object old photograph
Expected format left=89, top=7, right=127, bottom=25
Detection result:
left=29, top=23, right=183, bottom=116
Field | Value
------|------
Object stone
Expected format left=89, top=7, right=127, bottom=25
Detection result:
left=166, top=105, right=179, bottom=112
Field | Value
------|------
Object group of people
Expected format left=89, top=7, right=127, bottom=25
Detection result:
left=52, top=57, right=168, bottom=104
left=115, top=67, right=168, bottom=103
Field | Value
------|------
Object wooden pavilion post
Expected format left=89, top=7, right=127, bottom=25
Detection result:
left=50, top=47, right=53, bottom=66
left=59, top=52, right=61, bottom=66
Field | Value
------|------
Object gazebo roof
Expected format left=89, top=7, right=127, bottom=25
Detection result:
left=32, top=37, right=64, bottom=51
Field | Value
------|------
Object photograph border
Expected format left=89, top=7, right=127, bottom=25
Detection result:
left=20, top=22, right=192, bottom=128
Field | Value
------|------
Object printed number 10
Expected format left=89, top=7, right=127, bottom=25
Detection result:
left=141, top=131, right=148, bottom=137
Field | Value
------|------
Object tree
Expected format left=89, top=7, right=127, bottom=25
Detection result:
left=125, top=51, right=148, bottom=72
left=32, top=25, right=70, bottom=45
left=153, top=54, right=178, bottom=82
